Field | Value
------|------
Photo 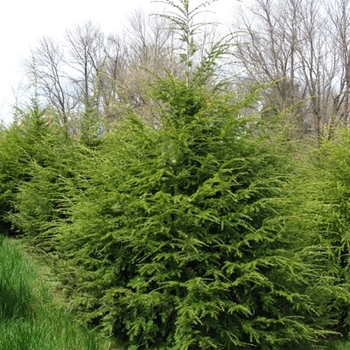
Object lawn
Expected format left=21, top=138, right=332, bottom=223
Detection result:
left=0, top=235, right=113, bottom=350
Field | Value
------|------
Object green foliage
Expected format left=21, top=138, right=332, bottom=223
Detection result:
left=3, top=2, right=349, bottom=349
left=9, top=137, right=88, bottom=245
left=9, top=103, right=107, bottom=243
left=3, top=101, right=92, bottom=247
left=47, top=71, right=332, bottom=349
left=326, top=340, right=350, bottom=350
left=79, top=101, right=104, bottom=148
left=287, top=129, right=350, bottom=337
left=0, top=102, right=59, bottom=234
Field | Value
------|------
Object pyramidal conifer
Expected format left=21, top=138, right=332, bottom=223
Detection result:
left=50, top=1, right=334, bottom=348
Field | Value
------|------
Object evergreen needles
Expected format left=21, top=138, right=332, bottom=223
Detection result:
left=1, top=1, right=350, bottom=349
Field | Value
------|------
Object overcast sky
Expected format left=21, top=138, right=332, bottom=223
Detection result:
left=0, top=0, right=238, bottom=124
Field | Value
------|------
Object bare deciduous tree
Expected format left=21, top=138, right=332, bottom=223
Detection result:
left=22, top=2, right=229, bottom=131
left=25, top=36, right=75, bottom=124
left=326, top=0, right=350, bottom=128
left=64, top=21, right=105, bottom=111
left=232, top=0, right=350, bottom=140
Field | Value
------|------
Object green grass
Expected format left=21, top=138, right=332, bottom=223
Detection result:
left=0, top=235, right=114, bottom=350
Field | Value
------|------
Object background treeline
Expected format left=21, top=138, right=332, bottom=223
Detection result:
left=2, top=0, right=350, bottom=349
left=13, top=0, right=350, bottom=140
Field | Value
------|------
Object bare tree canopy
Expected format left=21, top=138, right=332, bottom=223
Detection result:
left=232, top=0, right=350, bottom=139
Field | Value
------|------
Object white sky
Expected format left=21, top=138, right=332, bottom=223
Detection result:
left=0, top=0, right=238, bottom=124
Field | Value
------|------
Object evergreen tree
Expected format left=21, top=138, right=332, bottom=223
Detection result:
left=288, top=129, right=350, bottom=337
left=0, top=102, right=55, bottom=234
left=50, top=2, right=334, bottom=348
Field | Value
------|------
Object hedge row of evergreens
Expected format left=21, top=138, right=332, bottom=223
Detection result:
left=1, top=74, right=350, bottom=349
left=1, top=1, right=350, bottom=348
